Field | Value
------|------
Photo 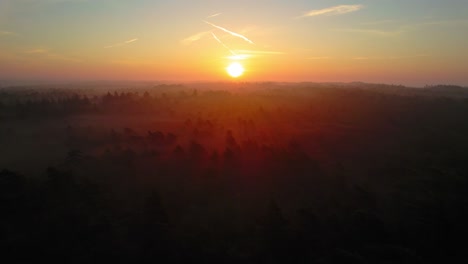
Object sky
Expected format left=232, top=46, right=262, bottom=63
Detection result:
left=0, top=0, right=467, bottom=86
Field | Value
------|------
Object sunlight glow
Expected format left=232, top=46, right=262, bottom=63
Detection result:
left=227, top=54, right=250, bottom=61
left=226, top=62, right=244, bottom=78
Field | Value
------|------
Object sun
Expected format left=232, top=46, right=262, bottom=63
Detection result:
left=226, top=62, right=244, bottom=78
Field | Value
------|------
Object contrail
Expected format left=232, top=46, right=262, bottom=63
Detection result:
left=181, top=31, right=210, bottom=45
left=124, top=38, right=138, bottom=44
left=104, top=38, right=138, bottom=48
left=297, top=5, right=364, bottom=18
left=204, top=20, right=254, bottom=44
left=206, top=13, right=222, bottom=19
left=211, top=32, right=236, bottom=55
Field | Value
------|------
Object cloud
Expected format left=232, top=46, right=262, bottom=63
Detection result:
left=345, top=19, right=468, bottom=38
left=206, top=13, right=222, bottom=19
left=126, top=38, right=138, bottom=43
left=298, top=5, right=364, bottom=18
left=226, top=54, right=251, bottom=61
left=181, top=31, right=211, bottom=45
left=24, top=48, right=48, bottom=54
left=235, top=50, right=285, bottom=55
left=307, top=56, right=331, bottom=60
left=211, top=32, right=236, bottom=55
left=224, top=50, right=284, bottom=61
left=23, top=48, right=81, bottom=62
left=360, top=19, right=400, bottom=26
left=0, top=30, right=15, bottom=36
left=111, top=59, right=156, bottom=66
left=204, top=21, right=254, bottom=44
left=352, top=56, right=370, bottom=60
left=336, top=28, right=405, bottom=37
left=352, top=54, right=429, bottom=60
left=411, top=19, right=468, bottom=28
left=18, top=0, right=89, bottom=3
left=104, top=38, right=138, bottom=49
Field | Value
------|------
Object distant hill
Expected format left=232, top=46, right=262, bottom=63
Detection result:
left=425, top=84, right=467, bottom=92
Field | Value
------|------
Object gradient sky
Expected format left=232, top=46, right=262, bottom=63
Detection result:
left=0, top=0, right=467, bottom=86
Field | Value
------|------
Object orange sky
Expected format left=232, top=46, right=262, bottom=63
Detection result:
left=0, top=0, right=467, bottom=86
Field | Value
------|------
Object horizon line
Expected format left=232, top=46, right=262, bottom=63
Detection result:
left=1, top=79, right=466, bottom=88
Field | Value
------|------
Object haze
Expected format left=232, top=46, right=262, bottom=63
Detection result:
left=1, top=0, right=468, bottom=86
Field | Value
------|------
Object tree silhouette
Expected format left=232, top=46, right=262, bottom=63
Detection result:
left=260, top=199, right=289, bottom=263
left=139, top=190, right=171, bottom=263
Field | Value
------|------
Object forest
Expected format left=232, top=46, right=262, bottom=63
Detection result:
left=2, top=82, right=468, bottom=263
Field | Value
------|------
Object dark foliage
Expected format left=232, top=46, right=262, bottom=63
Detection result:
left=1, top=82, right=468, bottom=263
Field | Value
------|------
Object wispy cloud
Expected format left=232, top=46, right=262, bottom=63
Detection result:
left=336, top=28, right=405, bottom=37
left=347, top=19, right=468, bottom=37
left=211, top=32, right=236, bottom=55
left=352, top=54, right=429, bottom=60
left=19, top=0, right=89, bottom=4
left=307, top=56, right=331, bottom=60
left=352, top=56, right=370, bottom=60
left=206, top=13, right=222, bottom=19
left=204, top=21, right=254, bottom=44
left=23, top=48, right=81, bottom=62
left=224, top=50, right=284, bottom=61
left=234, top=50, right=285, bottom=56
left=24, top=48, right=49, bottom=54
left=412, top=19, right=468, bottom=27
left=360, top=19, right=400, bottom=26
left=0, top=30, right=16, bottom=36
left=181, top=31, right=211, bottom=45
left=104, top=38, right=138, bottom=49
left=298, top=5, right=364, bottom=18
left=226, top=54, right=251, bottom=61
left=111, top=58, right=156, bottom=66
